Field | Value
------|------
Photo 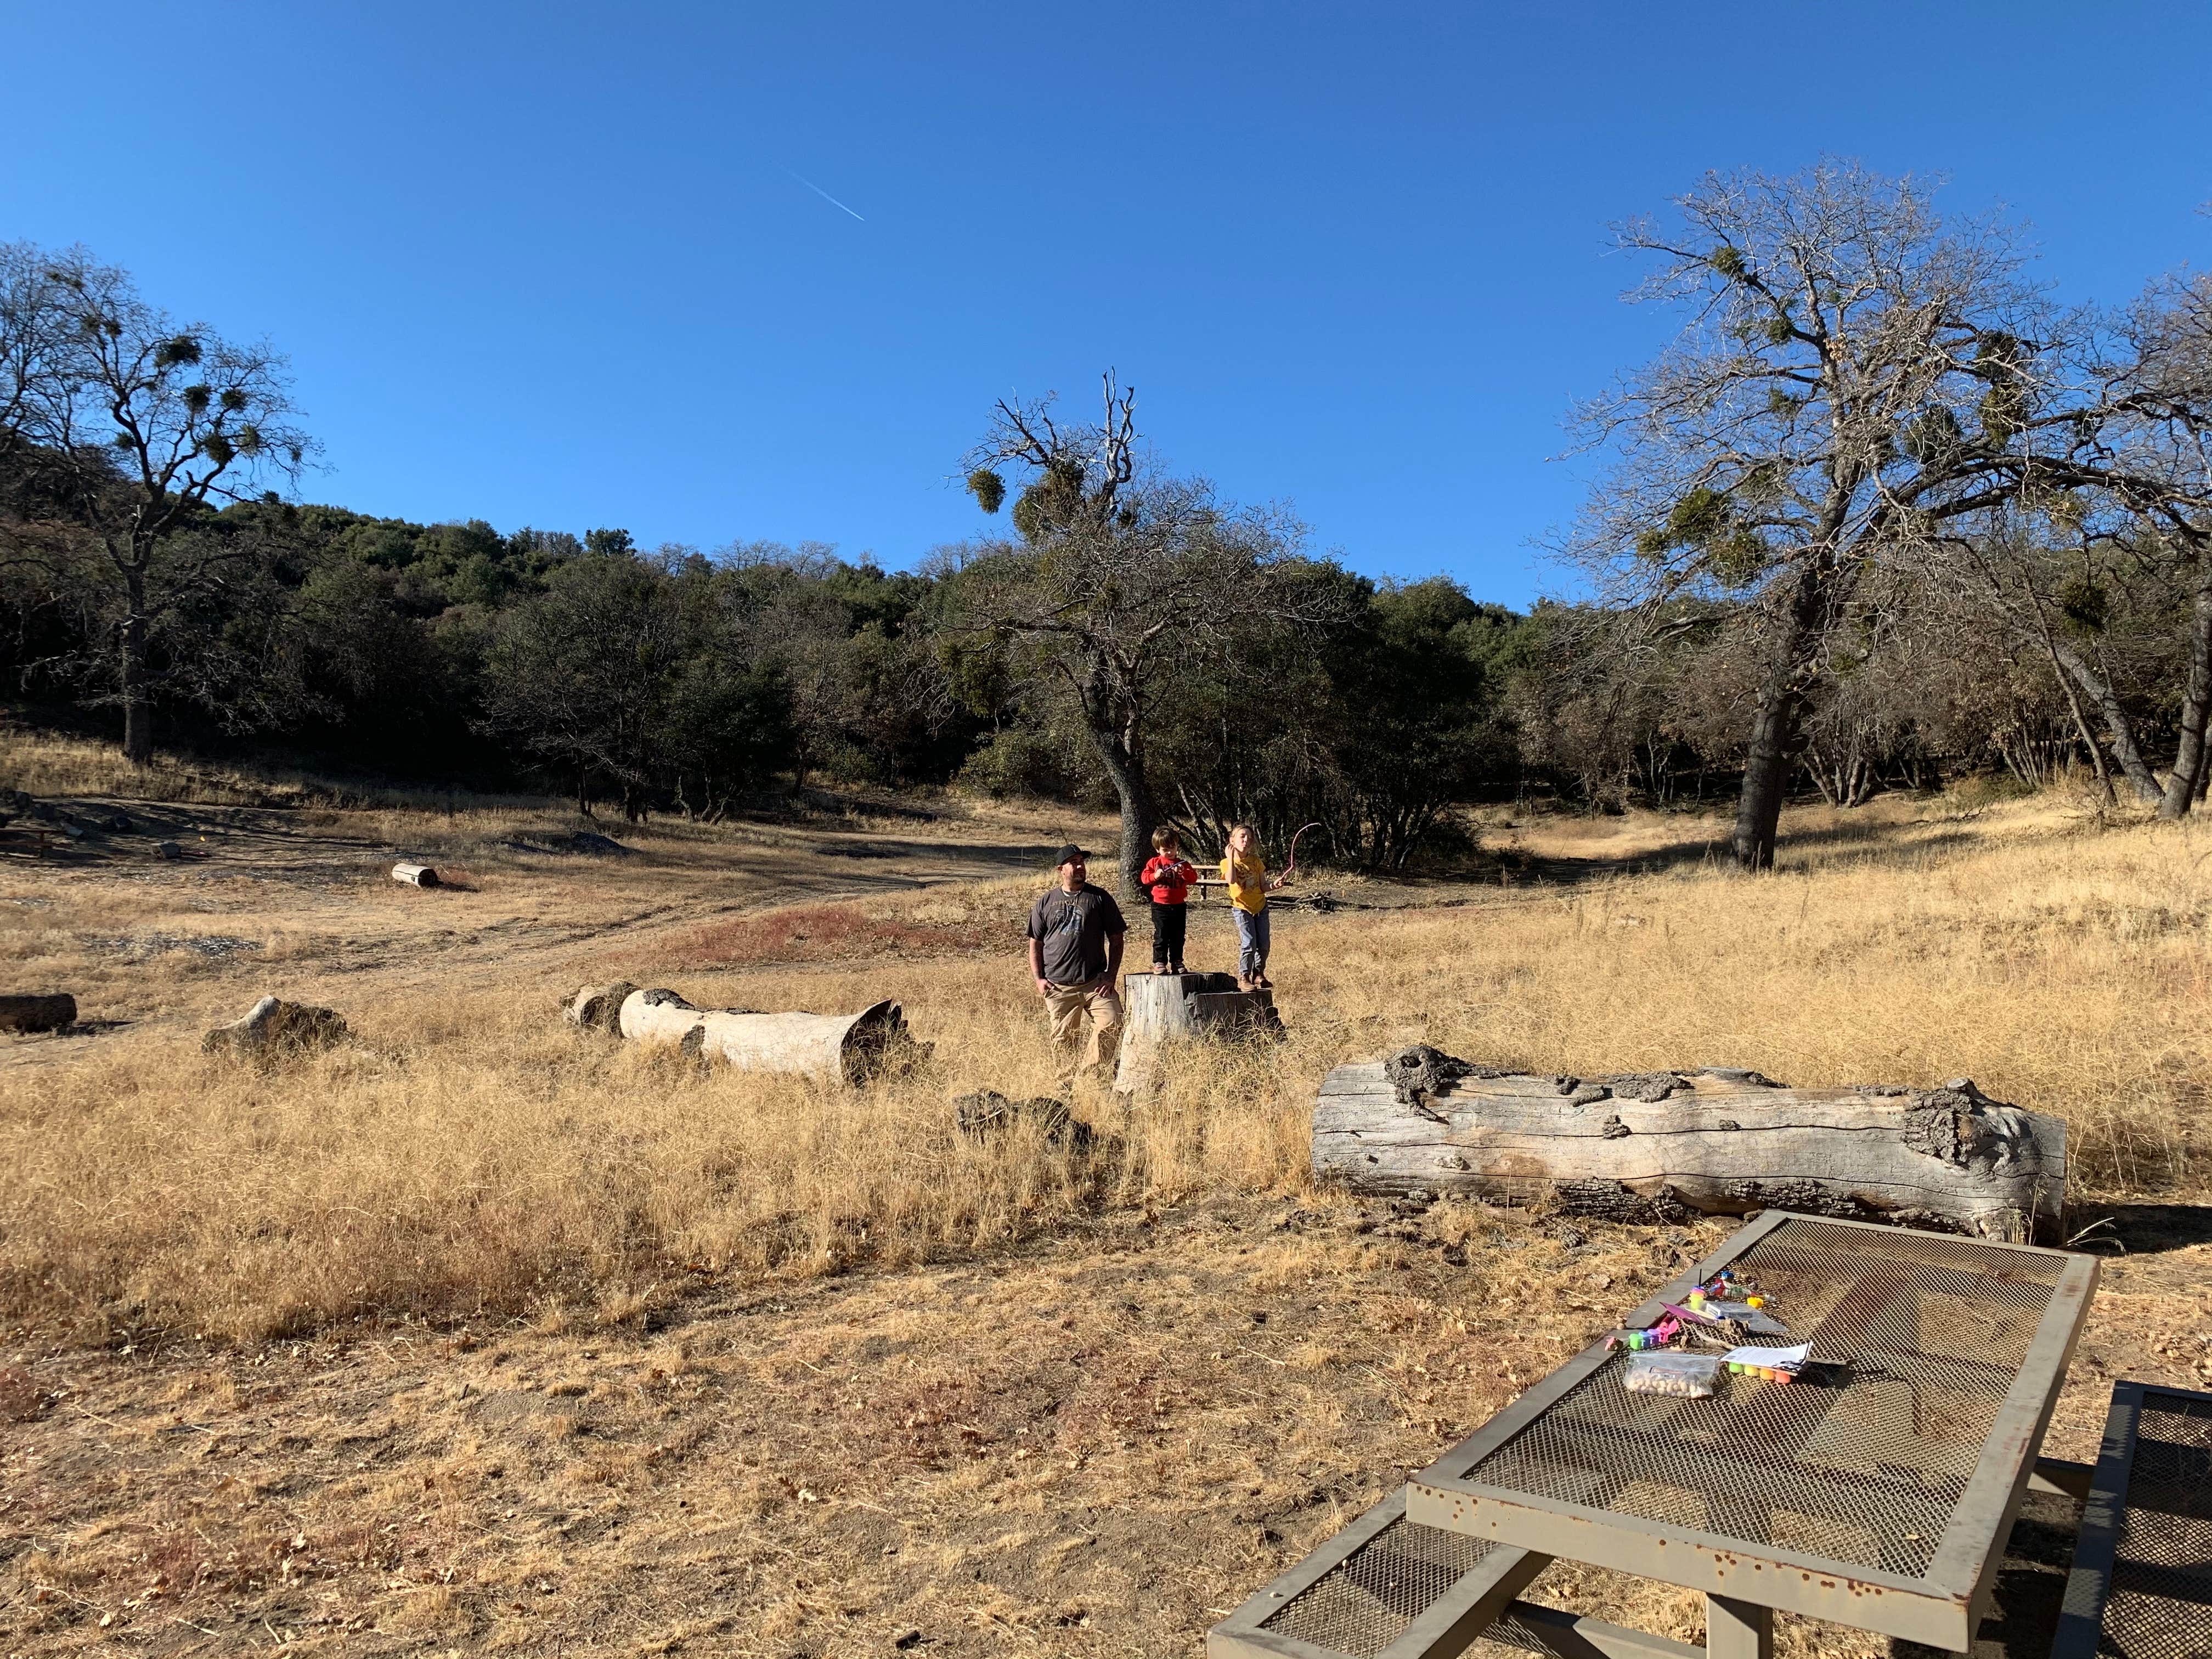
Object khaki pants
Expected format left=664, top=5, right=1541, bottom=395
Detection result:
left=1043, top=981, right=1123, bottom=1082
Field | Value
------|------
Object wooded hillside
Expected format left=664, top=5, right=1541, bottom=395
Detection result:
left=10, top=161, right=2212, bottom=872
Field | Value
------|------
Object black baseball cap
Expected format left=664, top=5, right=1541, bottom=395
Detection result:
left=1053, top=843, right=1087, bottom=867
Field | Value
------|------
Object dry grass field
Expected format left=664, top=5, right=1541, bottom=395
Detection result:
left=4, top=737, right=2211, bottom=1657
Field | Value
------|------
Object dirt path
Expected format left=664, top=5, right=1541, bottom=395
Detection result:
left=0, top=791, right=1115, bottom=1074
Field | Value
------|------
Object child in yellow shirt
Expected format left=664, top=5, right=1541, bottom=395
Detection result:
left=1220, top=823, right=1290, bottom=991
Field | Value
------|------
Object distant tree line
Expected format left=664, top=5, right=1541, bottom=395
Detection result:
left=9, top=164, right=2212, bottom=882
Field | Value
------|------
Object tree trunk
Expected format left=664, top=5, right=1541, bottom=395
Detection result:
left=1731, top=679, right=1797, bottom=871
left=2158, top=554, right=2212, bottom=819
left=119, top=580, right=152, bottom=766
left=2044, top=633, right=2113, bottom=801
left=1313, top=1059, right=2066, bottom=1240
left=1082, top=684, right=1154, bottom=897
left=2050, top=635, right=2163, bottom=803
left=1112, top=970, right=1279, bottom=1094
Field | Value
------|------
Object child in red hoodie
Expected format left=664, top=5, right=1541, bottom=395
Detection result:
left=1139, top=826, right=1198, bottom=975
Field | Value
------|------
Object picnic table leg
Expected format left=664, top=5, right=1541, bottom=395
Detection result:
left=1705, top=1595, right=1771, bottom=1659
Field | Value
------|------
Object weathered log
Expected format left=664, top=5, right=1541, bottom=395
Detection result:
left=1313, top=1052, right=2066, bottom=1240
left=202, top=995, right=351, bottom=1060
left=1113, top=970, right=1282, bottom=1094
left=615, top=988, right=928, bottom=1085
left=391, top=862, right=440, bottom=888
left=0, top=993, right=76, bottom=1033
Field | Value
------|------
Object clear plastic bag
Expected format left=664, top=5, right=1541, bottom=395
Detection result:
left=1622, top=1350, right=1722, bottom=1398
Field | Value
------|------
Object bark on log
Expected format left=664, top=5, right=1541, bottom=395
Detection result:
left=1113, top=970, right=1282, bottom=1094
left=391, top=862, right=440, bottom=888
left=615, top=988, right=928, bottom=1085
left=0, top=993, right=76, bottom=1033
left=1313, top=1053, right=2066, bottom=1240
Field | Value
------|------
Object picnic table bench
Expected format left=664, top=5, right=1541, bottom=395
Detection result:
left=1212, top=1210, right=2130, bottom=1659
left=2050, top=1379, right=2212, bottom=1659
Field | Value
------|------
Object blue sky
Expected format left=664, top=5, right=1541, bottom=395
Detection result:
left=6, top=2, right=2210, bottom=606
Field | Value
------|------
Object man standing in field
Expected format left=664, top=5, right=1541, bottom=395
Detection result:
left=1027, top=844, right=1126, bottom=1087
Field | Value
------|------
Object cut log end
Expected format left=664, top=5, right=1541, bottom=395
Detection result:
left=565, top=983, right=639, bottom=1033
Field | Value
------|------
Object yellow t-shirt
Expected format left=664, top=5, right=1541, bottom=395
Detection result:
left=1221, top=853, right=1268, bottom=915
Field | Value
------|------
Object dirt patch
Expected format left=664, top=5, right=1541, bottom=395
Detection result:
left=668, top=898, right=1004, bottom=969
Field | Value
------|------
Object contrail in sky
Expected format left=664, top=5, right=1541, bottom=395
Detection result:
left=783, top=167, right=865, bottom=222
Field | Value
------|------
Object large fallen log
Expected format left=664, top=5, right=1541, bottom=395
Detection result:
left=1114, top=970, right=1282, bottom=1094
left=1313, top=1048, right=2066, bottom=1239
left=610, top=986, right=928, bottom=1085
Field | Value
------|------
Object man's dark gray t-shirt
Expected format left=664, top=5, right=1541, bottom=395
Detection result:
left=1028, top=883, right=1126, bottom=986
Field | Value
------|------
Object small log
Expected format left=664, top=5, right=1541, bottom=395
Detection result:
left=202, top=995, right=351, bottom=1060
left=1313, top=1051, right=2066, bottom=1240
left=1114, top=970, right=1282, bottom=1095
left=565, top=982, right=639, bottom=1033
left=0, top=993, right=76, bottom=1033
left=391, top=862, right=440, bottom=888
left=616, top=988, right=928, bottom=1085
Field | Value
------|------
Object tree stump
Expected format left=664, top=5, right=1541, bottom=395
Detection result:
left=612, top=988, right=929, bottom=1085
left=1113, top=971, right=1283, bottom=1095
left=1313, top=1051, right=2066, bottom=1239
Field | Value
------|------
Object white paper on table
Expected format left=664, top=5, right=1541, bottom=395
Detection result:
left=1720, top=1342, right=1810, bottom=1370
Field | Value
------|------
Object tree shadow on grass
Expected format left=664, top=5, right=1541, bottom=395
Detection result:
left=1502, top=819, right=1983, bottom=886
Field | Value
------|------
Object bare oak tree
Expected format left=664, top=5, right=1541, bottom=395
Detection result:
left=1568, top=162, right=2044, bottom=867
left=0, top=247, right=313, bottom=761
left=2029, top=271, right=2212, bottom=816
left=941, top=374, right=1330, bottom=893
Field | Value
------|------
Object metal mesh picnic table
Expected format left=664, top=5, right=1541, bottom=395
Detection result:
left=1409, top=1211, right=2099, bottom=1652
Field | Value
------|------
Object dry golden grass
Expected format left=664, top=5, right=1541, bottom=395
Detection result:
left=4, top=779, right=2207, bottom=1349
left=7, top=760, right=2212, bottom=1658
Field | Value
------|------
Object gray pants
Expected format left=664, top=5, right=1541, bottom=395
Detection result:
left=1234, top=906, right=1271, bottom=981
